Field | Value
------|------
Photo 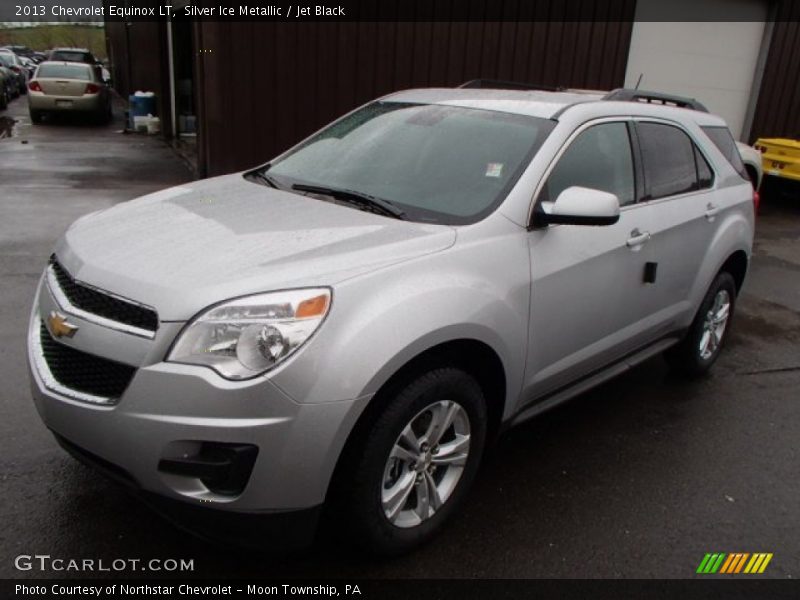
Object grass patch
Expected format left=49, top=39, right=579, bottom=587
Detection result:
left=0, top=25, right=106, bottom=59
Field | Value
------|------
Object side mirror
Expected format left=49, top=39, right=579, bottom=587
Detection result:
left=535, top=186, right=620, bottom=227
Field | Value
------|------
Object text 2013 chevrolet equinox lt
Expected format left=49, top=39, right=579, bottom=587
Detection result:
left=28, top=87, right=755, bottom=554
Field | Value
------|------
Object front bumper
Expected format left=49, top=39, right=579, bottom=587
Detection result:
left=54, top=432, right=322, bottom=550
left=27, top=276, right=369, bottom=521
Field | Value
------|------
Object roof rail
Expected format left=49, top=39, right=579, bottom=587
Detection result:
left=602, top=88, right=708, bottom=112
left=459, top=79, right=562, bottom=92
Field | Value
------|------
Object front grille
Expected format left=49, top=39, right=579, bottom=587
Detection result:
left=39, top=321, right=136, bottom=399
left=49, top=256, right=158, bottom=333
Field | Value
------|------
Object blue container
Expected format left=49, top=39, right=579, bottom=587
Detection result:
left=128, top=94, right=156, bottom=129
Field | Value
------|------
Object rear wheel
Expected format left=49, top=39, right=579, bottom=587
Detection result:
left=29, top=109, right=43, bottom=124
left=332, top=367, right=487, bottom=555
left=665, top=271, right=737, bottom=376
left=0, top=89, right=7, bottom=110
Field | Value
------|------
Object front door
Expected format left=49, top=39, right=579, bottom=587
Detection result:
left=523, top=120, right=655, bottom=403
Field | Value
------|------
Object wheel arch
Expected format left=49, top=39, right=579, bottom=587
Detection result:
left=324, top=337, right=508, bottom=504
left=744, top=164, right=760, bottom=190
left=718, top=249, right=749, bottom=293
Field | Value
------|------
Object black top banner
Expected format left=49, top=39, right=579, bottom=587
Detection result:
left=0, top=0, right=790, bottom=23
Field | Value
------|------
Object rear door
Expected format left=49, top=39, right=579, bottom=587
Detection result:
left=632, top=120, right=725, bottom=332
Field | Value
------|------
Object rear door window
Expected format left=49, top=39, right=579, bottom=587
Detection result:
left=637, top=122, right=700, bottom=200
left=701, top=125, right=748, bottom=180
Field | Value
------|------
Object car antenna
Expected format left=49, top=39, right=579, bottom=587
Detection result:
left=634, top=73, right=643, bottom=90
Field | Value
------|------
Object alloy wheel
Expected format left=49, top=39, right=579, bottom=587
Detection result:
left=699, top=289, right=731, bottom=360
left=381, top=400, right=471, bottom=528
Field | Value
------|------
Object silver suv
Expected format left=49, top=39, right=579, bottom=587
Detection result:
left=28, top=86, right=755, bottom=554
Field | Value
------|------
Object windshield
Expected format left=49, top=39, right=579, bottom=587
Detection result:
left=263, top=102, right=554, bottom=224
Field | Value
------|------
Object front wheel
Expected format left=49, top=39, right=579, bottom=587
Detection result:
left=332, top=367, right=487, bottom=555
left=665, top=271, right=737, bottom=376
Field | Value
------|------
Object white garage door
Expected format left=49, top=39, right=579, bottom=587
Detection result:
left=624, top=0, right=768, bottom=139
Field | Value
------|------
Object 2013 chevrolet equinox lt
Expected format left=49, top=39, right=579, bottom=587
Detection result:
left=28, top=86, right=755, bottom=554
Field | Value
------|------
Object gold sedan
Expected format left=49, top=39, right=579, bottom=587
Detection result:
left=28, top=61, right=112, bottom=124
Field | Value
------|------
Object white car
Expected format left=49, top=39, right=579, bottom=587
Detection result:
left=736, top=141, right=763, bottom=190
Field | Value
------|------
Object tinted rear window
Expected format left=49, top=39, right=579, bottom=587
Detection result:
left=37, top=64, right=92, bottom=81
left=50, top=51, right=92, bottom=62
left=702, top=126, right=748, bottom=180
left=637, top=122, right=699, bottom=199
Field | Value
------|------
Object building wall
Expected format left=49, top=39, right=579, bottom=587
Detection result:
left=624, top=0, right=769, bottom=140
left=748, top=0, right=800, bottom=142
left=194, top=11, right=636, bottom=176
left=102, top=9, right=172, bottom=134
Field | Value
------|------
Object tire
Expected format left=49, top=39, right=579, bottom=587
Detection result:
left=331, top=367, right=487, bottom=555
left=665, top=271, right=737, bottom=377
left=29, top=109, right=43, bottom=124
left=0, top=90, right=7, bottom=110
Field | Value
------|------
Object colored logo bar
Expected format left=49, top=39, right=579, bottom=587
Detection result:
left=697, top=553, right=773, bottom=574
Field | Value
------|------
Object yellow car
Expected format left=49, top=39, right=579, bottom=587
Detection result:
left=754, top=137, right=800, bottom=183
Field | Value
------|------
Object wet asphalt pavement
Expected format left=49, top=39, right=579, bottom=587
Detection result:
left=1, top=96, right=798, bottom=580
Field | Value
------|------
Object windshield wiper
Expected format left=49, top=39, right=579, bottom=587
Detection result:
left=246, top=170, right=282, bottom=189
left=291, top=183, right=406, bottom=219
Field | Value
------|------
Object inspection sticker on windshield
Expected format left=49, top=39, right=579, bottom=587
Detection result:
left=485, top=162, right=504, bottom=178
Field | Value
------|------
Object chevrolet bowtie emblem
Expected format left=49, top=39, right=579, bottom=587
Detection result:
left=48, top=311, right=79, bottom=338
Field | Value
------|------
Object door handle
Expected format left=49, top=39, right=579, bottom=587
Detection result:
left=626, top=229, right=651, bottom=248
left=705, top=203, right=721, bottom=219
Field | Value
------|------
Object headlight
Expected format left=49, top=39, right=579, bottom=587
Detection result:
left=167, top=289, right=331, bottom=380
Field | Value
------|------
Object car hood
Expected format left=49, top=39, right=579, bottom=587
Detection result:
left=55, top=174, right=456, bottom=320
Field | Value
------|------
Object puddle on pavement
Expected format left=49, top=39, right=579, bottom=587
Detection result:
left=0, top=116, right=17, bottom=139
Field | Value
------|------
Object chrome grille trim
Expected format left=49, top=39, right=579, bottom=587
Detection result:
left=30, top=316, right=117, bottom=406
left=45, top=264, right=157, bottom=340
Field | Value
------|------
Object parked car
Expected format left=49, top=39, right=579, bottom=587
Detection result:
left=48, top=47, right=99, bottom=65
left=0, top=69, right=9, bottom=110
left=28, top=85, right=755, bottom=555
left=1, top=44, right=34, bottom=59
left=0, top=51, right=27, bottom=95
left=736, top=142, right=763, bottom=191
left=754, top=137, right=800, bottom=188
left=19, top=55, right=38, bottom=79
left=0, top=63, right=21, bottom=99
left=0, top=63, right=15, bottom=105
left=28, top=61, right=112, bottom=124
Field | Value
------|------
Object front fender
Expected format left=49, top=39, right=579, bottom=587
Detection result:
left=269, top=226, right=531, bottom=421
